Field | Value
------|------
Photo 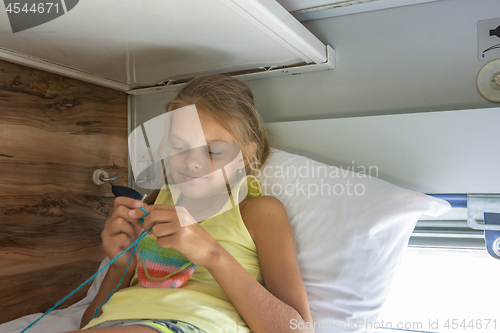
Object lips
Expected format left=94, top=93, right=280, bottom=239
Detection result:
left=181, top=173, right=208, bottom=182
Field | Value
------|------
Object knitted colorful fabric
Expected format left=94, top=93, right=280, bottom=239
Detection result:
left=137, top=234, right=197, bottom=288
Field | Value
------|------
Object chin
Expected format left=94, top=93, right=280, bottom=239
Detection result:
left=179, top=181, right=229, bottom=199
left=177, top=185, right=206, bottom=197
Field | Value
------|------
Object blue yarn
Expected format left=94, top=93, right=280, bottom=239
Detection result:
left=92, top=230, right=145, bottom=319
left=92, top=211, right=150, bottom=319
left=140, top=206, right=148, bottom=219
left=20, top=227, right=151, bottom=333
left=92, top=209, right=149, bottom=319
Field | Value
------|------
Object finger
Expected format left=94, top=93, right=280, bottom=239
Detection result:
left=128, top=204, right=176, bottom=221
left=152, top=222, right=177, bottom=238
left=132, top=205, right=178, bottom=231
left=105, top=217, right=137, bottom=238
left=113, top=205, right=144, bottom=229
left=113, top=196, right=146, bottom=211
left=107, top=233, right=134, bottom=256
left=116, top=233, right=136, bottom=252
left=156, top=234, right=174, bottom=249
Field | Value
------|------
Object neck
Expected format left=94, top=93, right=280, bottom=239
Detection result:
left=177, top=190, right=230, bottom=222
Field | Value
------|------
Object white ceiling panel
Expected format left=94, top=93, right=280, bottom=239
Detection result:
left=0, top=0, right=329, bottom=91
left=276, top=0, right=353, bottom=12
left=276, top=0, right=440, bottom=20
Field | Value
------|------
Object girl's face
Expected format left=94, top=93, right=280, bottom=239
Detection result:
left=167, top=106, right=245, bottom=201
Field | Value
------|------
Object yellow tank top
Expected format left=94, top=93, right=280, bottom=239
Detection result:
left=84, top=175, right=264, bottom=333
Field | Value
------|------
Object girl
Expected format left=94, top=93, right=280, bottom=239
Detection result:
left=73, top=74, right=313, bottom=333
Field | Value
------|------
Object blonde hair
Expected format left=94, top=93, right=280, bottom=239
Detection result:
left=165, top=74, right=271, bottom=176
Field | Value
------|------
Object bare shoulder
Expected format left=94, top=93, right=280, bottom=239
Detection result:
left=240, top=194, right=285, bottom=212
left=239, top=195, right=289, bottom=244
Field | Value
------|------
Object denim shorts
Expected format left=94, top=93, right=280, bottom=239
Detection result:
left=89, top=319, right=207, bottom=333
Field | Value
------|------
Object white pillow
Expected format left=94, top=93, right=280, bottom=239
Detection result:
left=255, top=148, right=451, bottom=333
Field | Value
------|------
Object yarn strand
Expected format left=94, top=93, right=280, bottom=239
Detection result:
left=92, top=230, right=146, bottom=320
left=20, top=228, right=151, bottom=333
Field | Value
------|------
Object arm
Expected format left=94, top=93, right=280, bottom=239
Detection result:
left=79, top=265, right=135, bottom=328
left=205, top=196, right=314, bottom=333
left=80, top=197, right=146, bottom=328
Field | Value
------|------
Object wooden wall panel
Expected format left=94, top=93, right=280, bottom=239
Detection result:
left=0, top=59, right=128, bottom=324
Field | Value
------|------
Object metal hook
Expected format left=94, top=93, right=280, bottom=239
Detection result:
left=99, top=174, right=120, bottom=186
left=93, top=169, right=121, bottom=186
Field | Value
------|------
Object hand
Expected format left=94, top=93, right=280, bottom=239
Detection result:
left=101, top=197, right=147, bottom=272
left=129, top=204, right=223, bottom=268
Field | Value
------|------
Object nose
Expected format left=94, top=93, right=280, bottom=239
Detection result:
left=183, top=146, right=208, bottom=171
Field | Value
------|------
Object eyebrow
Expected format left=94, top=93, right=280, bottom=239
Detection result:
left=170, top=133, right=229, bottom=144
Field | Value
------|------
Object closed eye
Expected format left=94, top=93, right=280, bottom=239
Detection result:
left=172, top=146, right=186, bottom=152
